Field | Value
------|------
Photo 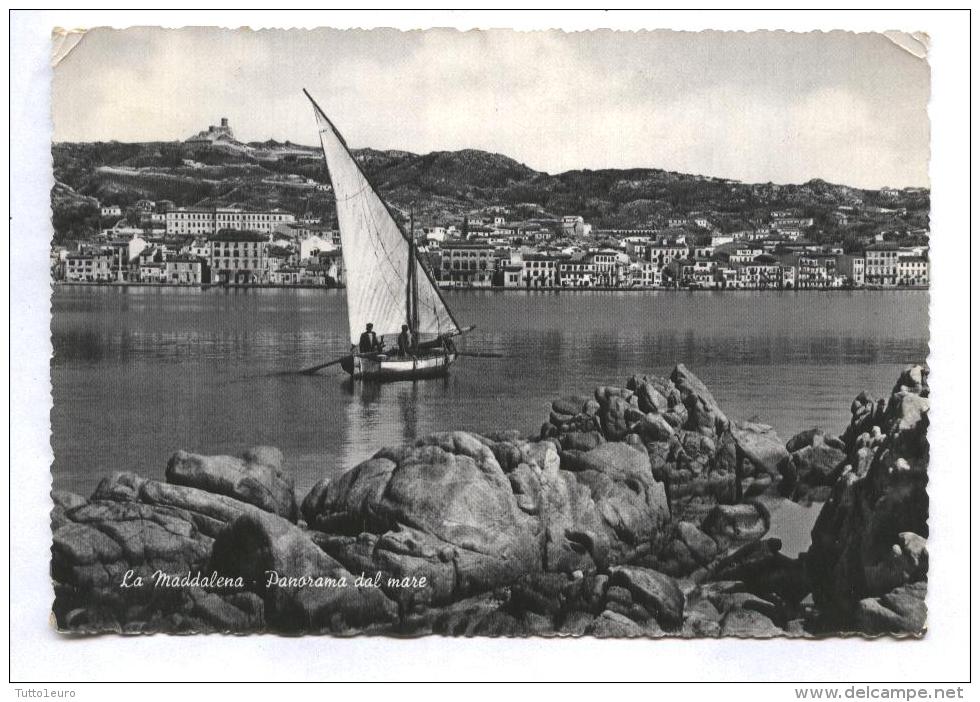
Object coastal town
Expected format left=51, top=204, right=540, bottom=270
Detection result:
left=50, top=203, right=929, bottom=290
left=50, top=118, right=930, bottom=290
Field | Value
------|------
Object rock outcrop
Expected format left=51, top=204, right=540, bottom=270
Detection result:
left=778, top=430, right=847, bottom=503
left=166, top=447, right=298, bottom=521
left=51, top=447, right=385, bottom=633
left=806, top=365, right=929, bottom=635
left=302, top=431, right=671, bottom=610
left=542, top=366, right=785, bottom=525
left=50, top=364, right=928, bottom=639
left=210, top=511, right=397, bottom=633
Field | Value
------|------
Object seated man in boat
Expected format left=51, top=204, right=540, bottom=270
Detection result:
left=397, top=324, right=416, bottom=357
left=358, top=323, right=380, bottom=354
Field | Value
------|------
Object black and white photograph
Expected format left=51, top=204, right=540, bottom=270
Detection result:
left=7, top=8, right=974, bottom=687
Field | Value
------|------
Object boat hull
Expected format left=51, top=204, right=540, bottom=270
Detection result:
left=341, top=351, right=457, bottom=381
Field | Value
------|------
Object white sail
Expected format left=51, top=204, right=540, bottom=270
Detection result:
left=308, top=94, right=460, bottom=345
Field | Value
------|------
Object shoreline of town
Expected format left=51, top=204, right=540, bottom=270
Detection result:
left=52, top=280, right=929, bottom=293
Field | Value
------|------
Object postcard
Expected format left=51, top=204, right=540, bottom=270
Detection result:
left=46, top=25, right=932, bottom=640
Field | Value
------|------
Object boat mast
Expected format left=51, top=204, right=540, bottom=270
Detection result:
left=407, top=210, right=420, bottom=338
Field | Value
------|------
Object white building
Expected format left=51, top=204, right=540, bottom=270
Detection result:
left=630, top=261, right=662, bottom=287
left=166, top=207, right=295, bottom=236
left=299, top=235, right=338, bottom=261
left=424, top=227, right=448, bottom=243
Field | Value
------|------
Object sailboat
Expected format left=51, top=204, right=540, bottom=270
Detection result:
left=305, top=89, right=469, bottom=381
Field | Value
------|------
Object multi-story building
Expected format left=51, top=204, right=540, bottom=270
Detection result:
left=839, top=254, right=866, bottom=286
left=794, top=253, right=842, bottom=289
left=184, top=238, right=211, bottom=259
left=139, top=261, right=166, bottom=283
left=678, top=261, right=716, bottom=289
left=728, top=246, right=765, bottom=263
left=738, top=259, right=784, bottom=289
left=864, top=243, right=901, bottom=286
left=896, top=256, right=929, bottom=286
left=166, top=207, right=295, bottom=236
left=692, top=245, right=716, bottom=260
left=629, top=261, right=662, bottom=288
left=64, top=252, right=115, bottom=282
left=163, top=255, right=204, bottom=284
left=165, top=208, right=216, bottom=236
left=772, top=216, right=814, bottom=230
left=439, top=242, right=495, bottom=288
left=558, top=257, right=597, bottom=287
left=100, top=205, right=122, bottom=218
left=208, top=230, right=271, bottom=284
left=715, top=264, right=739, bottom=289
left=519, top=253, right=558, bottom=287
left=645, top=241, right=689, bottom=267
left=590, top=249, right=629, bottom=286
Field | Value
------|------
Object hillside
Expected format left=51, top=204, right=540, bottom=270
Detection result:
left=49, top=140, right=930, bottom=243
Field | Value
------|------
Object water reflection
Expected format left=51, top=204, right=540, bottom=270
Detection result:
left=51, top=286, right=929, bottom=497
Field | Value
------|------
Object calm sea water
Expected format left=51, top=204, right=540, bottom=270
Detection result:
left=51, top=287, right=929, bottom=505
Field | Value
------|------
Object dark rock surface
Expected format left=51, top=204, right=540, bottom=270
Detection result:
left=166, top=447, right=299, bottom=522
left=807, top=364, right=929, bottom=635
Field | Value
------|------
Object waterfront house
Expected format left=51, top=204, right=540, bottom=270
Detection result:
left=864, top=242, right=901, bottom=286
left=499, top=263, right=524, bottom=288
left=679, top=260, right=716, bottom=289
left=269, top=267, right=302, bottom=285
left=629, top=261, right=662, bottom=288
left=557, top=254, right=597, bottom=287
left=163, top=255, right=204, bottom=284
left=839, top=254, right=866, bottom=287
left=896, top=256, right=929, bottom=286
left=714, top=264, right=739, bottom=289
left=138, top=261, right=166, bottom=283
left=792, top=253, right=843, bottom=289
left=590, top=249, right=630, bottom=286
left=519, top=253, right=558, bottom=287
left=64, top=251, right=115, bottom=282
left=300, top=263, right=335, bottom=287
left=208, top=229, right=271, bottom=284
left=738, top=255, right=784, bottom=289
left=439, top=242, right=495, bottom=288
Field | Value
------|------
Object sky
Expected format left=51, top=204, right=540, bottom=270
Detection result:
left=52, top=27, right=931, bottom=189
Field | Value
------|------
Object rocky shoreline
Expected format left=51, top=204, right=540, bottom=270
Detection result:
left=51, top=364, right=929, bottom=637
